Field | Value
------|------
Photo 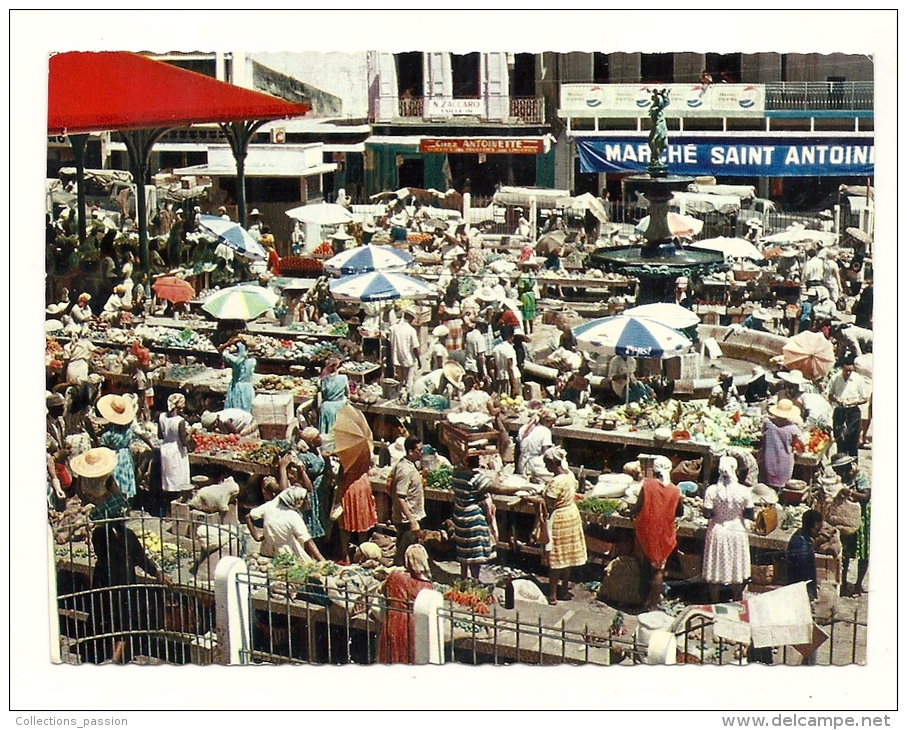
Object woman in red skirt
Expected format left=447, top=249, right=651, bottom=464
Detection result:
left=336, top=459, right=377, bottom=564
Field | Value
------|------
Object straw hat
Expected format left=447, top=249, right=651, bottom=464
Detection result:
left=442, top=360, right=465, bottom=388
left=46, top=392, right=66, bottom=409
left=752, top=483, right=779, bottom=505
left=250, top=208, right=261, bottom=217
left=70, top=447, right=117, bottom=479
left=830, top=453, right=856, bottom=470
left=751, top=308, right=772, bottom=321
left=432, top=325, right=450, bottom=339
left=390, top=213, right=407, bottom=226
left=777, top=369, right=808, bottom=386
left=45, top=302, right=67, bottom=316
left=362, top=218, right=377, bottom=233
left=300, top=426, right=322, bottom=445
left=768, top=398, right=800, bottom=421
left=97, top=393, right=137, bottom=425
left=474, top=286, right=502, bottom=302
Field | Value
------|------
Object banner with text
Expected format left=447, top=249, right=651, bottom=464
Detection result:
left=421, top=138, right=545, bottom=155
left=560, top=83, right=766, bottom=116
left=575, top=136, right=874, bottom=177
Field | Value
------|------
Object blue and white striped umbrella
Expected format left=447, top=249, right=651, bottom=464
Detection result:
left=329, top=271, right=438, bottom=303
left=573, top=315, right=691, bottom=359
left=198, top=215, right=267, bottom=261
left=324, top=244, right=414, bottom=276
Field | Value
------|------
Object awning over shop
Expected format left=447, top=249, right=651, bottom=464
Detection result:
left=575, top=135, right=874, bottom=177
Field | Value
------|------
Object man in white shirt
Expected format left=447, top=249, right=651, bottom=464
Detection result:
left=390, top=310, right=421, bottom=391
left=464, top=319, right=489, bottom=382
left=825, top=354, right=871, bottom=460
left=492, top=326, right=520, bottom=397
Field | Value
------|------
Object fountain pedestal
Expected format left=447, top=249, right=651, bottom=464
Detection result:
left=590, top=174, right=728, bottom=305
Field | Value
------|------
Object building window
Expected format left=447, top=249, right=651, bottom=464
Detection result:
left=306, top=175, right=322, bottom=201
left=452, top=52, right=480, bottom=98
left=705, top=53, right=742, bottom=83
left=593, top=52, right=609, bottom=83
left=511, top=53, right=536, bottom=96
left=640, top=53, right=674, bottom=84
left=395, top=52, right=423, bottom=97
left=161, top=57, right=217, bottom=79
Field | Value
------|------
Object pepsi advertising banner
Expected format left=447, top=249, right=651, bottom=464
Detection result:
left=575, top=136, right=874, bottom=177
left=560, top=83, right=766, bottom=116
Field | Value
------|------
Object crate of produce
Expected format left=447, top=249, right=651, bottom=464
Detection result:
left=259, top=419, right=299, bottom=442
left=252, top=392, right=295, bottom=425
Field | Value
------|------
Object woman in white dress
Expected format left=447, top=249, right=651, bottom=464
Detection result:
left=516, top=409, right=556, bottom=480
left=158, top=393, right=192, bottom=509
left=701, top=455, right=755, bottom=603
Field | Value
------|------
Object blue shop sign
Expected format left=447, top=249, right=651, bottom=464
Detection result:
left=576, top=136, right=874, bottom=177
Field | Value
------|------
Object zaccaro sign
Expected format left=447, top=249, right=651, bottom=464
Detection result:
left=575, top=135, right=874, bottom=177
left=426, top=98, right=486, bottom=117
left=420, top=138, right=545, bottom=155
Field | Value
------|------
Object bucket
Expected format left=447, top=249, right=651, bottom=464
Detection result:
left=636, top=610, right=672, bottom=645
left=381, top=378, right=401, bottom=400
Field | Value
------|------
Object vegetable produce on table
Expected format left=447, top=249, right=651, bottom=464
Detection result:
left=577, top=497, right=623, bottom=517
left=442, top=580, right=495, bottom=615
left=409, top=394, right=450, bottom=411
left=425, top=466, right=453, bottom=491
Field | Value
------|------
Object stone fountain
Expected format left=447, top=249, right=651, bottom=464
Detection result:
left=590, top=88, right=728, bottom=305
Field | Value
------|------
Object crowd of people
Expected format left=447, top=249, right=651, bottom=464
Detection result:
left=44, top=190, right=873, bottom=666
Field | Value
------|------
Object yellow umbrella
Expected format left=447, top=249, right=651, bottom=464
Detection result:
left=332, top=404, right=374, bottom=476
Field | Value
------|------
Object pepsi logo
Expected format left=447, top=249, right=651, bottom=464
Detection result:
left=585, top=85, right=604, bottom=108
left=636, top=87, right=651, bottom=108
left=686, top=85, right=705, bottom=108
left=739, top=85, right=757, bottom=108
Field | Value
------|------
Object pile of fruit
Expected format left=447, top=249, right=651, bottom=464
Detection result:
left=312, top=242, right=335, bottom=257
left=407, top=233, right=432, bottom=245
left=45, top=338, right=65, bottom=370
left=443, top=580, right=495, bottom=615
left=796, top=428, right=832, bottom=454
left=279, top=255, right=324, bottom=276
left=136, top=529, right=184, bottom=571
left=192, top=432, right=241, bottom=453
left=243, top=440, right=293, bottom=466
left=348, top=383, right=382, bottom=405
left=424, top=465, right=454, bottom=491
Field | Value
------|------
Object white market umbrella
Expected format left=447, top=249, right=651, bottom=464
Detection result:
left=690, top=237, right=764, bottom=261
left=323, top=244, right=414, bottom=276
left=761, top=229, right=837, bottom=247
left=329, top=271, right=438, bottom=303
left=201, top=284, right=280, bottom=321
left=635, top=212, right=704, bottom=239
left=622, top=303, right=701, bottom=330
left=197, top=215, right=267, bottom=261
left=285, top=203, right=355, bottom=226
left=573, top=315, right=691, bottom=359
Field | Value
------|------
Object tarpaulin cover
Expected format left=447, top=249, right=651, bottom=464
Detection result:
left=48, top=51, right=308, bottom=134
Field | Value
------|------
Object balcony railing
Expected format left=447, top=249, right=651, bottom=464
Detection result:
left=398, top=97, right=424, bottom=118
left=510, top=97, right=544, bottom=123
left=764, top=82, right=873, bottom=112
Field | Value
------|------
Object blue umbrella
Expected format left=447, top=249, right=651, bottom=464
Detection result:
left=198, top=214, right=267, bottom=261
left=573, top=315, right=691, bottom=359
left=329, top=271, right=438, bottom=303
left=324, top=244, right=414, bottom=276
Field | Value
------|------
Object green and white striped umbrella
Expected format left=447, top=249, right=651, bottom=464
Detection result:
left=201, top=284, right=279, bottom=321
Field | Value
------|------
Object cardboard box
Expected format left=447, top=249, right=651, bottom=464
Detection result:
left=252, top=392, right=294, bottom=425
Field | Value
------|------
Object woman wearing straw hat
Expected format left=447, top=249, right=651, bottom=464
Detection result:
left=158, top=393, right=193, bottom=508
left=410, top=361, right=465, bottom=401
left=757, top=398, right=804, bottom=491
left=97, top=394, right=153, bottom=503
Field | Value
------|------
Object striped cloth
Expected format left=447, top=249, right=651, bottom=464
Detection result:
left=451, top=469, right=496, bottom=564
left=545, top=474, right=588, bottom=570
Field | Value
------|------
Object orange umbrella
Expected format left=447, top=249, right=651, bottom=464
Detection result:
left=332, top=404, right=374, bottom=476
left=152, top=275, right=196, bottom=304
left=782, top=331, right=836, bottom=380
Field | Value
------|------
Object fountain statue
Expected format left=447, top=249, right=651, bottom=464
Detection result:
left=589, top=89, right=728, bottom=304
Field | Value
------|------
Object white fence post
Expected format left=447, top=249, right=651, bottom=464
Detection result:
left=413, top=589, right=446, bottom=665
left=48, top=526, right=61, bottom=664
left=214, top=556, right=251, bottom=665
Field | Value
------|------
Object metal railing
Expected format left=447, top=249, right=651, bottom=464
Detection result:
left=52, top=512, right=235, bottom=665
left=764, top=81, right=873, bottom=112
left=398, top=97, right=424, bottom=118
left=510, top=97, right=545, bottom=124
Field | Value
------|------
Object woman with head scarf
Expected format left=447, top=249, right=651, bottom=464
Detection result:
left=516, top=409, right=556, bottom=480
left=630, top=455, right=683, bottom=610
left=701, top=455, right=755, bottom=603
left=246, top=486, right=325, bottom=562
left=317, top=355, right=350, bottom=447
left=278, top=428, right=330, bottom=543
left=377, top=544, right=434, bottom=664
left=538, top=447, right=587, bottom=604
left=158, top=393, right=193, bottom=509
left=221, top=339, right=257, bottom=413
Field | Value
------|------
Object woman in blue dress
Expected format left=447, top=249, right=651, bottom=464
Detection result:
left=222, top=339, right=256, bottom=412
left=318, top=355, right=349, bottom=446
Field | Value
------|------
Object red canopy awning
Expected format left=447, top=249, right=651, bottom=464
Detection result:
left=48, top=51, right=308, bottom=135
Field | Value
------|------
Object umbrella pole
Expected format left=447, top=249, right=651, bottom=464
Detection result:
left=69, top=133, right=89, bottom=251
